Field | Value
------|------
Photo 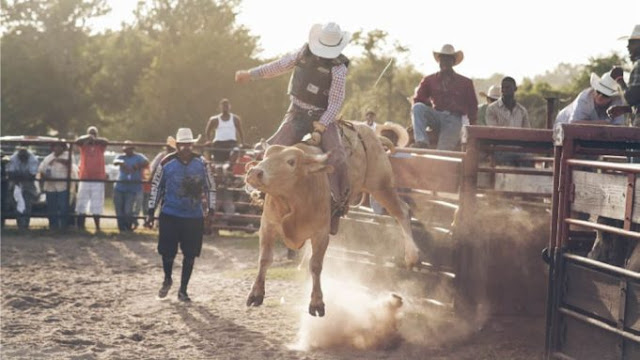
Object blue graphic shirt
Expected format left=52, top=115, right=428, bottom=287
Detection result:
left=114, top=153, right=149, bottom=193
left=148, top=152, right=216, bottom=218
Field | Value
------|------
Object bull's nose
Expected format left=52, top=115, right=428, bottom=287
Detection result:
left=246, top=168, right=264, bottom=185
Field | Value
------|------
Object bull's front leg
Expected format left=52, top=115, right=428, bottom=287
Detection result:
left=308, top=233, right=329, bottom=317
left=247, top=222, right=276, bottom=307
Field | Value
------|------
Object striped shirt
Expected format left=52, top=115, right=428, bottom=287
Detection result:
left=485, top=99, right=531, bottom=128
left=249, top=44, right=347, bottom=126
left=148, top=153, right=216, bottom=218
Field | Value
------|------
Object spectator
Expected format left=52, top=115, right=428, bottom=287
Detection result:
left=607, top=24, right=640, bottom=126
left=205, top=98, right=245, bottom=163
left=411, top=44, right=478, bottom=150
left=7, top=147, right=39, bottom=229
left=477, top=85, right=501, bottom=126
left=146, top=128, right=216, bottom=302
left=235, top=22, right=352, bottom=235
left=555, top=71, right=625, bottom=128
left=38, top=141, right=73, bottom=230
left=150, top=136, right=177, bottom=177
left=75, top=126, right=108, bottom=231
left=363, top=109, right=378, bottom=131
left=113, top=141, right=149, bottom=232
left=486, top=77, right=531, bottom=128
left=132, top=163, right=152, bottom=230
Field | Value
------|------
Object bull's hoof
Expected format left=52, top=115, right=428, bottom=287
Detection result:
left=308, top=303, right=325, bottom=317
left=246, top=294, right=264, bottom=307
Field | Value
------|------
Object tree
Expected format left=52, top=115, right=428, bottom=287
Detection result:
left=1, top=0, right=109, bottom=136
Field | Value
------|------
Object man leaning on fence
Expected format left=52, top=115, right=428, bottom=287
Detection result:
left=38, top=141, right=75, bottom=230
left=75, top=126, right=108, bottom=231
left=7, top=147, right=39, bottom=230
left=146, top=128, right=216, bottom=302
left=114, top=141, right=149, bottom=232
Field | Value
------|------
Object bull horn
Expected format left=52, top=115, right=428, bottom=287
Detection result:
left=304, top=152, right=329, bottom=164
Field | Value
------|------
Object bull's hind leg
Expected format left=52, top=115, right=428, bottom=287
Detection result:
left=308, top=233, right=329, bottom=317
left=370, top=188, right=420, bottom=267
left=247, top=222, right=276, bottom=307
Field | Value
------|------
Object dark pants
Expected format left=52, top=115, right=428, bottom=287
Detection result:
left=158, top=213, right=204, bottom=258
left=212, top=140, right=237, bottom=163
left=16, top=190, right=35, bottom=230
left=267, top=104, right=349, bottom=202
left=46, top=191, right=69, bottom=229
left=114, top=190, right=136, bottom=231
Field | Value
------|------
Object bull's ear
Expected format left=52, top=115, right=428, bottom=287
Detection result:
left=302, top=153, right=331, bottom=174
left=264, top=145, right=285, bottom=158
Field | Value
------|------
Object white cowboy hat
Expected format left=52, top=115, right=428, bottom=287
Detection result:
left=619, top=24, right=640, bottom=40
left=308, top=22, right=351, bottom=59
left=590, top=72, right=619, bottom=97
left=376, top=122, right=410, bottom=148
left=175, top=128, right=201, bottom=144
left=479, top=85, right=501, bottom=100
left=433, top=44, right=464, bottom=66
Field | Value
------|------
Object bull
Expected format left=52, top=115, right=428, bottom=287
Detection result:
left=245, top=123, right=420, bottom=316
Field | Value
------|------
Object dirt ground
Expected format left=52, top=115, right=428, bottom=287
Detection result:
left=1, top=226, right=545, bottom=359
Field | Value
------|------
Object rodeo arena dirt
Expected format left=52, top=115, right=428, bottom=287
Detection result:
left=2, top=124, right=640, bottom=360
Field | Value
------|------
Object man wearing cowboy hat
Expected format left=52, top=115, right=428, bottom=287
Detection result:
left=477, top=85, right=501, bottom=126
left=235, top=22, right=352, bottom=233
left=607, top=24, right=640, bottom=126
left=555, top=70, right=625, bottom=128
left=113, top=140, right=149, bottom=232
left=411, top=44, right=478, bottom=150
left=147, top=128, right=216, bottom=302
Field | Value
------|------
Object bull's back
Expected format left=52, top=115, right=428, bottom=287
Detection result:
left=349, top=123, right=394, bottom=193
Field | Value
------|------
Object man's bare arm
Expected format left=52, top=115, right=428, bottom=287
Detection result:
left=234, top=116, right=245, bottom=145
left=205, top=117, right=218, bottom=142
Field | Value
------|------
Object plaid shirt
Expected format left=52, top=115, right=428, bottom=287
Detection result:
left=249, top=44, right=347, bottom=126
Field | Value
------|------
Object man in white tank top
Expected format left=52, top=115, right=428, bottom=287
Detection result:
left=205, top=98, right=245, bottom=162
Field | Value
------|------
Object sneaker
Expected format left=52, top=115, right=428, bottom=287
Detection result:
left=158, top=279, right=172, bottom=298
left=178, top=290, right=191, bottom=302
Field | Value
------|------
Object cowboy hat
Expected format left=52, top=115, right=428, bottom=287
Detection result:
left=619, top=24, right=640, bottom=40
left=590, top=72, right=619, bottom=97
left=166, top=136, right=177, bottom=149
left=376, top=122, right=410, bottom=148
left=433, top=44, right=464, bottom=66
left=175, top=128, right=201, bottom=144
left=479, top=85, right=501, bottom=100
left=308, top=22, right=351, bottom=59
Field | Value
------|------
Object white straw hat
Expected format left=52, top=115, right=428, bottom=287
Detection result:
left=433, top=44, right=464, bottom=66
left=620, top=24, right=640, bottom=40
left=590, top=72, right=619, bottom=97
left=175, top=128, right=201, bottom=143
left=308, top=22, right=351, bottom=59
left=479, top=85, right=501, bottom=100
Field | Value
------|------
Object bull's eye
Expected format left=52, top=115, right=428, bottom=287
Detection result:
left=287, top=159, right=295, bottom=167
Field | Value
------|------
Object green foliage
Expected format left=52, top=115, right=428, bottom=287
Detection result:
left=0, top=1, right=630, bottom=142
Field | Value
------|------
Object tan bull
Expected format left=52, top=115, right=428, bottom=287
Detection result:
left=245, top=122, right=420, bottom=316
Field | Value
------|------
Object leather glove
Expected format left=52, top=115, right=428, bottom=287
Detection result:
left=308, top=131, right=322, bottom=146
left=312, top=121, right=326, bottom=133
left=235, top=70, right=251, bottom=84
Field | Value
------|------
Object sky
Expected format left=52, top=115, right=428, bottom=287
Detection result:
left=95, top=0, right=640, bottom=82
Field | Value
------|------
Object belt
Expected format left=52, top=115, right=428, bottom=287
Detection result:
left=290, top=104, right=325, bottom=117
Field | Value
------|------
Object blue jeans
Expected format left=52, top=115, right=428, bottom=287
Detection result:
left=411, top=103, right=463, bottom=150
left=114, top=190, right=137, bottom=231
left=46, top=191, right=69, bottom=229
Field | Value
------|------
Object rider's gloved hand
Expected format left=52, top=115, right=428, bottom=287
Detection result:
left=308, top=131, right=322, bottom=146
